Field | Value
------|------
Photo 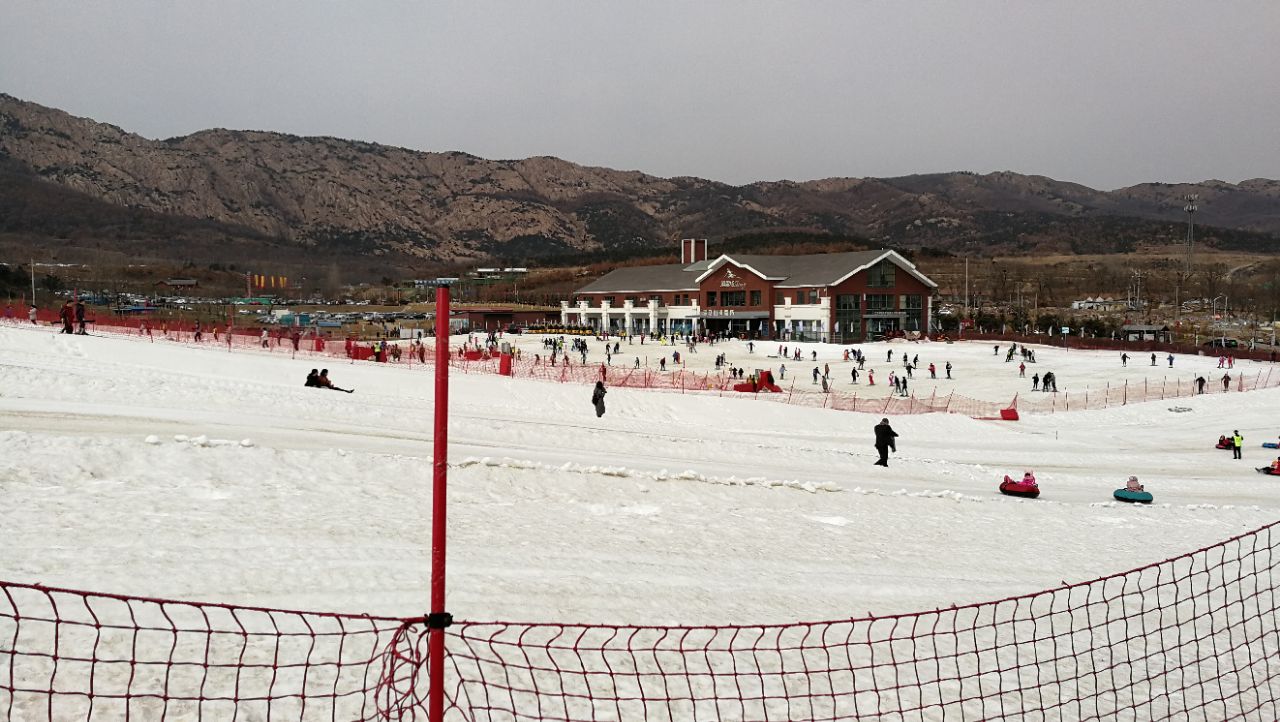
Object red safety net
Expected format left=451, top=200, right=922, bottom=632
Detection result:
left=5, top=521, right=1280, bottom=720
left=5, top=317, right=1278, bottom=421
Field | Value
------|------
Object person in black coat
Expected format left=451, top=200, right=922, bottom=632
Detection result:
left=873, top=417, right=898, bottom=466
left=592, top=381, right=607, bottom=418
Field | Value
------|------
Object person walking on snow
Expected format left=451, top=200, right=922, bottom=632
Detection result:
left=1121, top=353, right=1128, bottom=367
left=592, top=381, right=607, bottom=418
left=873, top=418, right=898, bottom=467
left=945, top=361, right=952, bottom=379
left=813, top=367, right=820, bottom=384
left=1019, top=362, right=1026, bottom=377
left=1150, top=353, right=1157, bottom=366
left=1222, top=373, right=1232, bottom=391
left=1167, top=353, right=1174, bottom=368
left=1032, top=373, right=1040, bottom=391
left=928, top=363, right=936, bottom=379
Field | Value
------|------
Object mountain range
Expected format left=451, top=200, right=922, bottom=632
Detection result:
left=1, top=93, right=1277, bottom=271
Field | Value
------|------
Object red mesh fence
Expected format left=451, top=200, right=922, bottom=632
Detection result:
left=5, top=315, right=1278, bottom=419
left=5, top=521, right=1280, bottom=720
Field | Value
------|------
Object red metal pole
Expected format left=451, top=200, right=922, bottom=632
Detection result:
left=428, top=283, right=451, bottom=722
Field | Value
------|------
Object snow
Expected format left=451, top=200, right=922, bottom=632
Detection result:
left=2, top=322, right=1279, bottom=627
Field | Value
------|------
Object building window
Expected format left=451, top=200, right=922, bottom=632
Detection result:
left=706, top=291, right=717, bottom=307
left=625, top=296, right=639, bottom=304
left=775, top=291, right=785, bottom=305
left=750, top=290, right=761, bottom=306
left=722, top=291, right=746, bottom=307
left=603, top=296, right=616, bottom=306
left=901, top=294, right=923, bottom=310
left=866, top=294, right=895, bottom=311
left=836, top=294, right=860, bottom=311
left=808, top=289, right=819, bottom=304
left=868, top=261, right=896, bottom=288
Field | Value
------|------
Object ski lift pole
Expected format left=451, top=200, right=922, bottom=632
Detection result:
left=428, top=278, right=457, bottom=722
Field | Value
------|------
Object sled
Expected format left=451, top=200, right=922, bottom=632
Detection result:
left=1113, top=488, right=1153, bottom=504
left=1215, top=443, right=1234, bottom=450
left=1257, top=467, right=1280, bottom=476
left=999, top=477, right=1040, bottom=499
left=1262, top=442, right=1279, bottom=449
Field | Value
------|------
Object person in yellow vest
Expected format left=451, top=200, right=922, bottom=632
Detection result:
left=1232, top=431, right=1244, bottom=460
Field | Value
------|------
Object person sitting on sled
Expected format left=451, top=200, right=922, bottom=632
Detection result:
left=1271, top=457, right=1280, bottom=474
left=1125, top=475, right=1144, bottom=492
left=1021, top=470, right=1037, bottom=486
left=1218, top=435, right=1230, bottom=448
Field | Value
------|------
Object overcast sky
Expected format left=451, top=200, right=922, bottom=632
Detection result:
left=3, top=1, right=1278, bottom=190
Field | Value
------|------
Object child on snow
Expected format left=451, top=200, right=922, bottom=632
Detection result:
left=1125, top=475, right=1144, bottom=492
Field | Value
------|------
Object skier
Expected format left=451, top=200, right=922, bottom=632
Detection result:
left=945, top=361, right=953, bottom=379
left=592, top=381, right=607, bottom=418
left=873, top=418, right=898, bottom=467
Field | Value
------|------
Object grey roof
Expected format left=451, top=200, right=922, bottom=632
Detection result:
left=721, top=250, right=888, bottom=286
left=575, top=249, right=934, bottom=294
left=1122, top=324, right=1170, bottom=331
left=575, top=264, right=699, bottom=294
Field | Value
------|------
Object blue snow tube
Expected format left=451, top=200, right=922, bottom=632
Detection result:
left=1114, top=488, right=1153, bottom=504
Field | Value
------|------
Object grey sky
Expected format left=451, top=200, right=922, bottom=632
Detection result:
left=3, top=1, right=1278, bottom=190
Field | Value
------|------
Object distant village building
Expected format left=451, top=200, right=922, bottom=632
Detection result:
left=563, top=240, right=938, bottom=342
left=1071, top=296, right=1125, bottom=311
left=1121, top=324, right=1171, bottom=343
left=157, top=278, right=198, bottom=288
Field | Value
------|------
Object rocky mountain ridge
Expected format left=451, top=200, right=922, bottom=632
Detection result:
left=1, top=93, right=1277, bottom=265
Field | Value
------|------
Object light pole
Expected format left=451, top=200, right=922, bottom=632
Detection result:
left=1211, top=294, right=1227, bottom=346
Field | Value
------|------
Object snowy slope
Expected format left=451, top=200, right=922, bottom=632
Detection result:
left=2, top=323, right=1278, bottom=627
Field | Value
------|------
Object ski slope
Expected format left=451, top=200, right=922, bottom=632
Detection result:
left=1, top=322, right=1278, bottom=627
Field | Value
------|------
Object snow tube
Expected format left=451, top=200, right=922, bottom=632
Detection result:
left=999, top=477, right=1040, bottom=499
left=1114, top=488, right=1153, bottom=504
left=1262, top=442, right=1279, bottom=449
left=1215, top=442, right=1233, bottom=450
left=1257, top=467, right=1280, bottom=476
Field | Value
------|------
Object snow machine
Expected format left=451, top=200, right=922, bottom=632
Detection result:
left=1113, top=488, right=1153, bottom=504
left=999, top=476, right=1040, bottom=499
left=1257, top=467, right=1280, bottom=476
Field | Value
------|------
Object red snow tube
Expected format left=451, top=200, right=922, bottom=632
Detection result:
left=1216, top=442, right=1233, bottom=450
left=1000, top=477, right=1040, bottom=498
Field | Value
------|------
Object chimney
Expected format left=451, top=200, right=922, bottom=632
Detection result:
left=681, top=238, right=708, bottom=264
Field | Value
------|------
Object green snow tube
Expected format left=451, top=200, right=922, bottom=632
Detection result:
left=1114, top=488, right=1153, bottom=504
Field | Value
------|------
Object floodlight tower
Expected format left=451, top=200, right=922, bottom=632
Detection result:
left=1183, top=194, right=1198, bottom=276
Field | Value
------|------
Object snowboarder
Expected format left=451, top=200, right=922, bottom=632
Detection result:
left=873, top=418, right=898, bottom=467
left=592, top=381, right=607, bottom=417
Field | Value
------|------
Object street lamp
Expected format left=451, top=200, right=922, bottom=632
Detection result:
left=1211, top=294, right=1227, bottom=346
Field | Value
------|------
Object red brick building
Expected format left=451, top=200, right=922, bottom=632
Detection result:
left=563, top=242, right=938, bottom=342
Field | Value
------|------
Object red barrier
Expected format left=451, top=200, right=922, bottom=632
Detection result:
left=5, top=520, right=1279, bottom=719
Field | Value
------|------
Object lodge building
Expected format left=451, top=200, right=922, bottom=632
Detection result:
left=562, top=240, right=938, bottom=343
